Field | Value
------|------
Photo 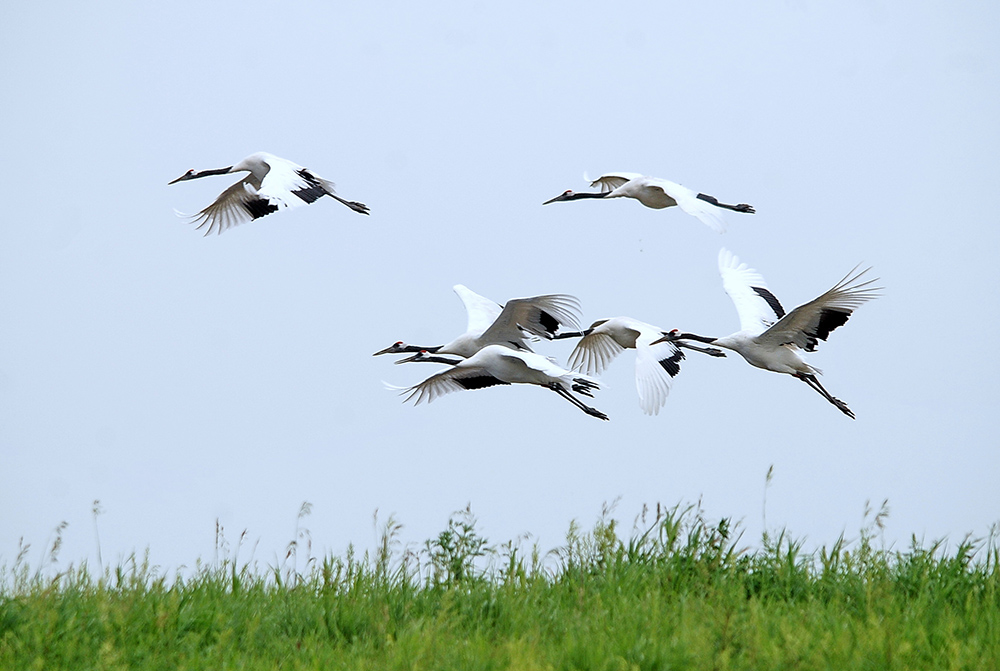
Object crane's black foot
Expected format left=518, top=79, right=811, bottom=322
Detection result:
left=349, top=201, right=370, bottom=215
left=700, top=347, right=726, bottom=358
left=572, top=378, right=599, bottom=397
left=734, top=204, right=755, bottom=214
left=584, top=405, right=610, bottom=421
left=832, top=398, right=855, bottom=419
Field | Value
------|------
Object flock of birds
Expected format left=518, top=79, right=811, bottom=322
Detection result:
left=170, top=152, right=880, bottom=421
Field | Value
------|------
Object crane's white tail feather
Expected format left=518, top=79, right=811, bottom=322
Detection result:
left=687, top=204, right=727, bottom=234
left=318, top=177, right=337, bottom=195
left=564, top=370, right=606, bottom=394
left=563, top=371, right=601, bottom=389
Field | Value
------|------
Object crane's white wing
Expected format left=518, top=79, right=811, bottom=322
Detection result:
left=489, top=294, right=582, bottom=342
left=258, top=164, right=335, bottom=207
left=651, top=179, right=726, bottom=233
left=184, top=160, right=332, bottom=236
left=453, top=285, right=504, bottom=334
left=493, top=347, right=599, bottom=389
left=757, top=266, right=879, bottom=352
left=587, top=172, right=644, bottom=193
left=718, top=248, right=785, bottom=336
left=183, top=177, right=279, bottom=235
left=634, top=336, right=684, bottom=416
left=400, top=364, right=509, bottom=406
left=567, top=327, right=626, bottom=376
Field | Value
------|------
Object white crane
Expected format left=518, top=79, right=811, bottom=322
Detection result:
left=543, top=172, right=754, bottom=233
left=652, top=249, right=880, bottom=418
left=554, top=317, right=726, bottom=416
left=393, top=345, right=609, bottom=420
left=169, top=152, right=369, bottom=235
left=373, top=285, right=582, bottom=359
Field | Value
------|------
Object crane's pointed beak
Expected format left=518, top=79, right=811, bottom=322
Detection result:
left=168, top=166, right=233, bottom=185
left=393, top=353, right=422, bottom=364
left=168, top=170, right=196, bottom=185
left=542, top=192, right=568, bottom=205
left=649, top=332, right=677, bottom=346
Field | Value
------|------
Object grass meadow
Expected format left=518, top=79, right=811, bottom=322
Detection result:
left=2, top=500, right=998, bottom=670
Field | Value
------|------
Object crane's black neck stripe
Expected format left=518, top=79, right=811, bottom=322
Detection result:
left=563, top=191, right=608, bottom=200
left=752, top=286, right=786, bottom=319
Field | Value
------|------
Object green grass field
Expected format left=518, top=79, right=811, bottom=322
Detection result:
left=2, top=502, right=998, bottom=670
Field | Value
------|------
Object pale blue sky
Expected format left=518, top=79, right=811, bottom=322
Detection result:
left=2, top=0, right=998, bottom=572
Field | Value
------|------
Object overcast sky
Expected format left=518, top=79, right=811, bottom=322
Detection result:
left=2, top=1, right=998, bottom=574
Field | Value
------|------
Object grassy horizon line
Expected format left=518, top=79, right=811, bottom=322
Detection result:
left=3, top=500, right=999, bottom=670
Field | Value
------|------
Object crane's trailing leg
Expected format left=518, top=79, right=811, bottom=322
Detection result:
left=675, top=341, right=727, bottom=357
left=796, top=373, right=855, bottom=419
left=548, top=383, right=609, bottom=420
left=696, top=193, right=755, bottom=214
left=330, top=194, right=370, bottom=215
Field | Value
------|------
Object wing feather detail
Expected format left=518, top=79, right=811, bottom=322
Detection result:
left=758, top=266, right=880, bottom=351
left=568, top=332, right=624, bottom=376
left=400, top=367, right=509, bottom=405
left=718, top=248, right=783, bottom=335
left=633, top=336, right=683, bottom=416
left=587, top=172, right=643, bottom=192
left=492, top=293, right=582, bottom=340
left=453, top=285, right=504, bottom=335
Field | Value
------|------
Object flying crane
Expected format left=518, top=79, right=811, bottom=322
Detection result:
left=169, top=152, right=369, bottom=235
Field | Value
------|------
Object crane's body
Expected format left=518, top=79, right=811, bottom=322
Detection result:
left=373, top=285, right=582, bottom=359
left=654, top=249, right=880, bottom=418
left=169, top=152, right=369, bottom=235
left=543, top=172, right=754, bottom=233
left=559, top=316, right=724, bottom=416
left=396, top=345, right=608, bottom=420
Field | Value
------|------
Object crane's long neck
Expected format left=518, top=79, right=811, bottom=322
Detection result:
left=401, top=344, right=442, bottom=354
left=672, top=332, right=719, bottom=345
left=418, top=353, right=462, bottom=365
left=564, top=192, right=609, bottom=201
left=551, top=328, right=593, bottom=340
left=193, top=166, right=235, bottom=179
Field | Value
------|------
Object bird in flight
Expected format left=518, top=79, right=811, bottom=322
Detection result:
left=393, top=345, right=609, bottom=420
left=543, top=172, right=754, bottom=233
left=169, top=152, right=369, bottom=235
left=653, top=249, right=879, bottom=418
left=554, top=316, right=726, bottom=415
left=373, top=285, right=582, bottom=360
